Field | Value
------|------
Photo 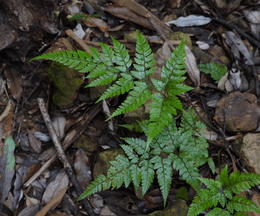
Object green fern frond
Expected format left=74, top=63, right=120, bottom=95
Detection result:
left=227, top=196, right=260, bottom=214
left=77, top=174, right=108, bottom=200
left=87, top=68, right=118, bottom=87
left=198, top=63, right=227, bottom=83
left=118, top=121, right=144, bottom=132
left=147, top=95, right=181, bottom=145
left=153, top=157, right=173, bottom=206
left=29, top=50, right=95, bottom=72
left=112, top=37, right=132, bottom=72
left=122, top=137, right=146, bottom=155
left=96, top=74, right=134, bottom=102
left=100, top=42, right=116, bottom=67
left=188, top=189, right=219, bottom=216
left=188, top=165, right=260, bottom=216
left=170, top=153, right=200, bottom=190
left=131, top=31, right=156, bottom=78
left=140, top=160, right=154, bottom=197
left=108, top=81, right=151, bottom=119
left=228, top=171, right=260, bottom=194
left=206, top=208, right=232, bottom=216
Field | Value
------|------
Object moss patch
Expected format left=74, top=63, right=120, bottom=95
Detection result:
left=47, top=62, right=83, bottom=109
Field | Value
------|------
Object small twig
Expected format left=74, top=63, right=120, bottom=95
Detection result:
left=147, top=14, right=175, bottom=52
left=211, top=17, right=260, bottom=49
left=24, top=101, right=103, bottom=187
left=37, top=98, right=95, bottom=216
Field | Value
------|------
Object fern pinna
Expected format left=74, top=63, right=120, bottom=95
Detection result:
left=77, top=107, right=214, bottom=206
left=188, top=165, right=260, bottom=216
left=30, top=30, right=192, bottom=147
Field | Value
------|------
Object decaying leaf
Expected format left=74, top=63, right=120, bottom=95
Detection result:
left=4, top=66, right=23, bottom=101
left=185, top=46, right=200, bottom=87
left=74, top=148, right=92, bottom=190
left=103, top=100, right=114, bottom=132
left=225, top=31, right=254, bottom=65
left=52, top=115, right=67, bottom=140
left=193, top=0, right=211, bottom=14
left=0, top=136, right=15, bottom=211
left=35, top=187, right=68, bottom=216
left=42, top=170, right=69, bottom=208
left=27, top=129, right=41, bottom=153
left=0, top=100, right=15, bottom=142
left=243, top=9, right=260, bottom=40
left=165, top=15, right=212, bottom=27
left=229, top=68, right=241, bottom=89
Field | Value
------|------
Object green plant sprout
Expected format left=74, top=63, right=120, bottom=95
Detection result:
left=188, top=165, right=260, bottom=216
left=30, top=30, right=259, bottom=214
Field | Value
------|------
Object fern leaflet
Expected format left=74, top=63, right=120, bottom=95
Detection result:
left=198, top=63, right=227, bottom=83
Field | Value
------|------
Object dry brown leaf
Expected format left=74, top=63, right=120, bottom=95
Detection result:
left=52, top=116, right=66, bottom=140
left=109, top=0, right=171, bottom=34
left=251, top=191, right=260, bottom=216
left=74, top=148, right=92, bottom=190
left=22, top=163, right=41, bottom=184
left=42, top=171, right=69, bottom=206
left=184, top=46, right=200, bottom=87
left=24, top=193, right=40, bottom=207
left=4, top=66, right=22, bottom=101
left=27, top=129, right=41, bottom=153
left=82, top=15, right=108, bottom=32
left=0, top=100, right=14, bottom=144
left=35, top=187, right=68, bottom=216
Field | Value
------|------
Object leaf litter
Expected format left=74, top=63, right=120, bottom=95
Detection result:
left=0, top=0, right=260, bottom=215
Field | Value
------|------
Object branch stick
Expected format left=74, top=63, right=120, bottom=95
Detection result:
left=37, top=98, right=95, bottom=216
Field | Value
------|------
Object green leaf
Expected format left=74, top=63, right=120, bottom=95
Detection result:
left=153, top=157, right=172, bottom=206
left=108, top=81, right=151, bottom=119
left=198, top=63, right=227, bottom=83
left=140, top=160, right=154, bottom=197
left=227, top=196, right=260, bottom=213
left=68, top=14, right=87, bottom=21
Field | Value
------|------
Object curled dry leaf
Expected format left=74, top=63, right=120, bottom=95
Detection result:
left=184, top=46, right=200, bottom=87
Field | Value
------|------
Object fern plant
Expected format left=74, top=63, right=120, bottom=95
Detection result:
left=77, top=107, right=214, bottom=206
left=30, top=31, right=193, bottom=148
left=198, top=63, right=227, bottom=83
left=188, top=165, right=260, bottom=216
left=30, top=30, right=260, bottom=214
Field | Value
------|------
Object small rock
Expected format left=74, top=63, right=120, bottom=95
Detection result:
left=214, top=91, right=260, bottom=132
left=93, top=148, right=125, bottom=179
left=233, top=133, right=260, bottom=174
left=148, top=199, right=188, bottom=216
